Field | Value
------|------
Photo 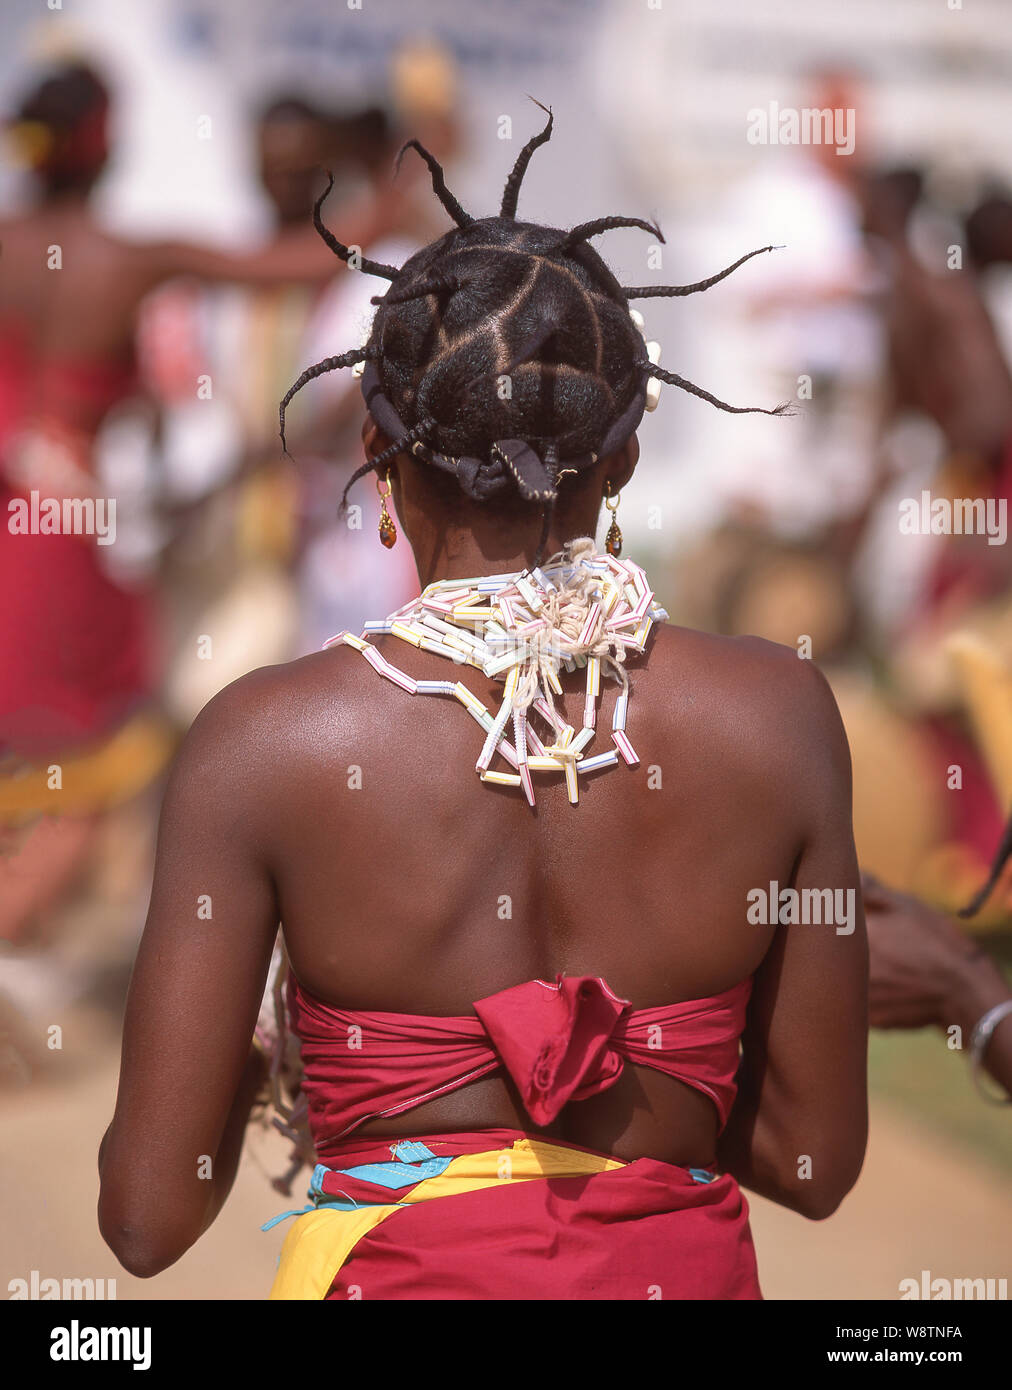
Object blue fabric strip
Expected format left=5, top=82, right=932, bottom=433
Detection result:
left=331, top=1156, right=453, bottom=1190
left=688, top=1167, right=716, bottom=1184
left=261, top=1204, right=315, bottom=1232
left=261, top=1151, right=453, bottom=1231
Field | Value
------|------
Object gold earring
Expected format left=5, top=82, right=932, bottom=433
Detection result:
left=377, top=469, right=397, bottom=548
left=604, top=481, right=622, bottom=557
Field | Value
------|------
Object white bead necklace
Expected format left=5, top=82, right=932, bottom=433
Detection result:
left=324, top=537, right=668, bottom=806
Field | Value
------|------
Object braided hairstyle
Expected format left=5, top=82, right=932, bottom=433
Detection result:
left=280, top=102, right=791, bottom=566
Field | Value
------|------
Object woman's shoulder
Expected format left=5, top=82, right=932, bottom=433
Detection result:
left=188, top=644, right=378, bottom=732
left=649, top=621, right=835, bottom=694
left=172, top=646, right=373, bottom=770
left=644, top=624, right=850, bottom=772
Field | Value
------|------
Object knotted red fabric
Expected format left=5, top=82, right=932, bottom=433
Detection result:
left=287, top=972, right=751, bottom=1155
left=473, top=975, right=631, bottom=1124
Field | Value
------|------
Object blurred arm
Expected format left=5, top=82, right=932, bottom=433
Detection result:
left=139, top=182, right=410, bottom=289
left=862, top=872, right=1012, bottom=1100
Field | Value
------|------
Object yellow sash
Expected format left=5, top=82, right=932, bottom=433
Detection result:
left=269, top=1136, right=625, bottom=1300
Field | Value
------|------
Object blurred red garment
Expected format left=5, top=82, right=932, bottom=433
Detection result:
left=0, top=336, right=153, bottom=757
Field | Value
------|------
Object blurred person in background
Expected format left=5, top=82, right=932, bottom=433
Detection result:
left=0, top=62, right=167, bottom=962
left=668, top=71, right=943, bottom=897
left=282, top=40, right=464, bottom=654
left=291, top=94, right=458, bottom=654
left=859, top=167, right=1012, bottom=914
left=691, top=68, right=883, bottom=539
left=146, top=93, right=346, bottom=729
left=152, top=45, right=463, bottom=705
left=679, top=142, right=1012, bottom=919
left=0, top=58, right=410, bottom=1000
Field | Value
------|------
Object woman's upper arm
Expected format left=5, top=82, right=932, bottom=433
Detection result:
left=722, top=656, right=869, bottom=1217
left=98, top=671, right=281, bottom=1266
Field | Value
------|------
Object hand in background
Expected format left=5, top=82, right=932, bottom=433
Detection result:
left=862, top=871, right=1011, bottom=1099
left=861, top=872, right=990, bottom=1030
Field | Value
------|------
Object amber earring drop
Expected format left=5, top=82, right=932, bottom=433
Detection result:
left=377, top=469, right=397, bottom=548
left=604, top=481, right=622, bottom=557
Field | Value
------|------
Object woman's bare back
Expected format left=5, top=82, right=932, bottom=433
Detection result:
left=94, top=103, right=869, bottom=1279
left=0, top=211, right=147, bottom=359
left=224, top=621, right=851, bottom=1167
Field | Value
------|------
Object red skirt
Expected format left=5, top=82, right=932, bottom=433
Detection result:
left=268, top=1130, right=762, bottom=1301
left=0, top=488, right=153, bottom=756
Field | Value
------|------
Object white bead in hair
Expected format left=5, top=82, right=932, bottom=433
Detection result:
left=644, top=339, right=662, bottom=412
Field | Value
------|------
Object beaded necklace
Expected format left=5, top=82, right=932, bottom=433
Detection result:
left=325, top=537, right=668, bottom=807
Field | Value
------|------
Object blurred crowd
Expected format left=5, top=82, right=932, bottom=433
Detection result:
left=665, top=73, right=1012, bottom=930
left=0, top=45, right=457, bottom=1036
left=0, top=50, right=1009, bottom=1093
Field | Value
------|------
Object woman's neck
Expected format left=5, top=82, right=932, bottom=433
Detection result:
left=411, top=530, right=601, bottom=588
left=407, top=505, right=607, bottom=588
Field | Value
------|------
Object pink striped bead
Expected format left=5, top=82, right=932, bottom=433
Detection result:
left=577, top=600, right=602, bottom=646
left=533, top=695, right=565, bottom=732
left=632, top=588, right=654, bottom=621
left=499, top=741, right=520, bottom=769
left=382, top=666, right=418, bottom=695
left=360, top=646, right=387, bottom=673
left=612, top=730, right=638, bottom=766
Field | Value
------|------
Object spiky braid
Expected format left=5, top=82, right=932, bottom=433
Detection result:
left=279, top=102, right=788, bottom=566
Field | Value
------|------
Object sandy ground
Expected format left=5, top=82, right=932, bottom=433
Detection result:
left=2, top=1002, right=1008, bottom=1301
